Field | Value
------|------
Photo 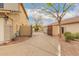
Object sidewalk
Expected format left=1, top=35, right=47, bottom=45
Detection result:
left=0, top=32, right=58, bottom=56
left=61, top=39, right=79, bottom=56
left=53, top=36, right=79, bottom=56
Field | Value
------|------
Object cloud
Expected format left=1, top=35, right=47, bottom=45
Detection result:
left=26, top=9, right=54, bottom=26
left=26, top=7, right=79, bottom=26
left=26, top=9, right=55, bottom=22
left=26, top=8, right=79, bottom=19
left=63, top=12, right=76, bottom=19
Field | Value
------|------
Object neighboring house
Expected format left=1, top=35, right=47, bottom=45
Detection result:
left=43, top=25, right=52, bottom=36
left=47, top=25, right=52, bottom=36
left=43, top=26, right=48, bottom=34
left=42, top=25, right=52, bottom=36
left=0, top=3, right=32, bottom=44
left=52, top=16, right=79, bottom=36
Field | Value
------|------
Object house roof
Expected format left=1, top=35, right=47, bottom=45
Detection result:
left=52, top=16, right=79, bottom=26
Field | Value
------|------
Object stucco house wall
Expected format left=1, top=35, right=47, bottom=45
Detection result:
left=4, top=3, right=18, bottom=11
left=52, top=25, right=59, bottom=36
left=0, top=3, right=32, bottom=44
left=18, top=4, right=32, bottom=36
left=52, top=23, right=79, bottom=36
left=62, top=23, right=79, bottom=33
left=7, top=3, right=32, bottom=38
left=0, top=17, right=12, bottom=44
left=8, top=14, right=20, bottom=38
left=52, top=16, right=79, bottom=36
left=0, top=18, right=5, bottom=44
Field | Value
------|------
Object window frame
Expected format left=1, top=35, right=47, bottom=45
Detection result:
left=0, top=3, right=4, bottom=8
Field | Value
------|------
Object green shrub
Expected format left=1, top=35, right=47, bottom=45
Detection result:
left=64, top=32, right=71, bottom=36
left=64, top=32, right=75, bottom=42
left=74, top=33, right=79, bottom=39
left=71, top=34, right=76, bottom=40
left=64, top=32, right=79, bottom=42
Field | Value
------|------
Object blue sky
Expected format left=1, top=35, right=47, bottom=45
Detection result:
left=24, top=3, right=79, bottom=26
left=24, top=3, right=46, bottom=9
left=24, top=3, right=55, bottom=26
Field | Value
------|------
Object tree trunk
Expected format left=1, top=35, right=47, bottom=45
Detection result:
left=58, top=19, right=62, bottom=56
left=58, top=21, right=62, bottom=38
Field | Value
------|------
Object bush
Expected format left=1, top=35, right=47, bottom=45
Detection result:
left=64, top=32, right=71, bottom=36
left=64, top=32, right=75, bottom=42
left=71, top=34, right=76, bottom=40
left=74, top=33, right=79, bottom=39
left=64, top=32, right=79, bottom=42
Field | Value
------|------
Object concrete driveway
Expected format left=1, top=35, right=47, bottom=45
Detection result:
left=0, top=32, right=58, bottom=56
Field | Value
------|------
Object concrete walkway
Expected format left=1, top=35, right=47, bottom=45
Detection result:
left=0, top=32, right=58, bottom=56
left=61, top=39, right=79, bottom=56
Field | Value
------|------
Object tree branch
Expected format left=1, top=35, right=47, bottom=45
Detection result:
left=61, top=4, right=73, bottom=18
left=41, top=9, right=57, bottom=18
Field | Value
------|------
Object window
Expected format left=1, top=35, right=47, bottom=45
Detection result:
left=0, top=3, right=4, bottom=8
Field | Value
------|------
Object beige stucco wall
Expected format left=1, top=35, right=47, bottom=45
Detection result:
left=0, top=18, right=5, bottom=44
left=18, top=4, right=29, bottom=25
left=4, top=18, right=13, bottom=40
left=4, top=3, right=18, bottom=11
left=7, top=4, right=31, bottom=37
left=52, top=23, right=79, bottom=36
left=18, top=4, right=32, bottom=36
left=52, top=26, right=59, bottom=35
left=19, top=25, right=32, bottom=36
left=4, top=19, right=11, bottom=42
left=8, top=14, right=20, bottom=38
left=0, top=4, right=31, bottom=44
left=62, top=23, right=79, bottom=33
left=0, top=18, right=12, bottom=44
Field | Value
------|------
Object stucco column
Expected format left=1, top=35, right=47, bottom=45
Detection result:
left=0, top=18, right=5, bottom=44
left=4, top=17, right=11, bottom=43
left=0, top=17, right=11, bottom=44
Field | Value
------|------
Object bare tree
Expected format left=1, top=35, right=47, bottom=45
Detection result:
left=41, top=3, right=75, bottom=38
left=40, top=3, right=75, bottom=55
